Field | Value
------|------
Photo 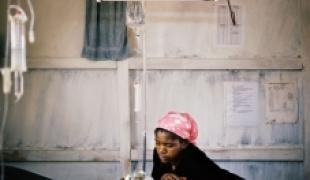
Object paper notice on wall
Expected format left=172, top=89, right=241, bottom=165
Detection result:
left=224, top=82, right=259, bottom=127
left=216, top=4, right=243, bottom=46
left=265, top=83, right=298, bottom=123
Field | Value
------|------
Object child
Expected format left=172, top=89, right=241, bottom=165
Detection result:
left=152, top=111, right=244, bottom=180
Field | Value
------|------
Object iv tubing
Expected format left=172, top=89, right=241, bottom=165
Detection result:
left=26, top=0, right=35, bottom=43
left=1, top=0, right=11, bottom=179
left=141, top=0, right=147, bottom=173
left=0, top=95, right=9, bottom=180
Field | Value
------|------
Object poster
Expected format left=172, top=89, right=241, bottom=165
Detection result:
left=265, top=83, right=298, bottom=123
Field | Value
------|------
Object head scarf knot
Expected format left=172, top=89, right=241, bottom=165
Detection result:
left=156, top=111, right=198, bottom=144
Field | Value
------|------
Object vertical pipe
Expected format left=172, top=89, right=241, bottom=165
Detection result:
left=301, top=0, right=310, bottom=178
left=118, top=60, right=131, bottom=178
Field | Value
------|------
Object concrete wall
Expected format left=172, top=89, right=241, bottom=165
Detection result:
left=301, top=0, right=310, bottom=179
left=1, top=0, right=309, bottom=179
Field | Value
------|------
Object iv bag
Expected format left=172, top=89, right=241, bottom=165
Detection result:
left=126, top=1, right=145, bottom=27
left=9, top=6, right=28, bottom=73
left=9, top=5, right=28, bottom=101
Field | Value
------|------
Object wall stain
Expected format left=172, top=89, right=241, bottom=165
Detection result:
left=241, top=132, right=251, bottom=145
left=4, top=150, right=26, bottom=161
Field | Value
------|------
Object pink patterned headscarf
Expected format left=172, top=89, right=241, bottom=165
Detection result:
left=156, top=111, right=198, bottom=144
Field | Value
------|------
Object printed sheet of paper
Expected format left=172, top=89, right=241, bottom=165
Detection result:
left=224, top=82, right=259, bottom=127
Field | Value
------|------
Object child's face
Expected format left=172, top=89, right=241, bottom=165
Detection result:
left=155, top=131, right=186, bottom=163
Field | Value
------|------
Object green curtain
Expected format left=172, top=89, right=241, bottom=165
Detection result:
left=82, top=0, right=131, bottom=61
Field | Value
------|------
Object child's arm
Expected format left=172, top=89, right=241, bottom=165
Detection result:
left=160, top=173, right=187, bottom=180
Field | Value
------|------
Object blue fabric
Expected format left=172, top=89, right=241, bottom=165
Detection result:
left=82, top=0, right=131, bottom=61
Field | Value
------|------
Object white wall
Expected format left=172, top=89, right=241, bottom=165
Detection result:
left=1, top=0, right=309, bottom=179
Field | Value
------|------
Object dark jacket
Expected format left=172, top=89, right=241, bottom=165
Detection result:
left=152, top=143, right=244, bottom=180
